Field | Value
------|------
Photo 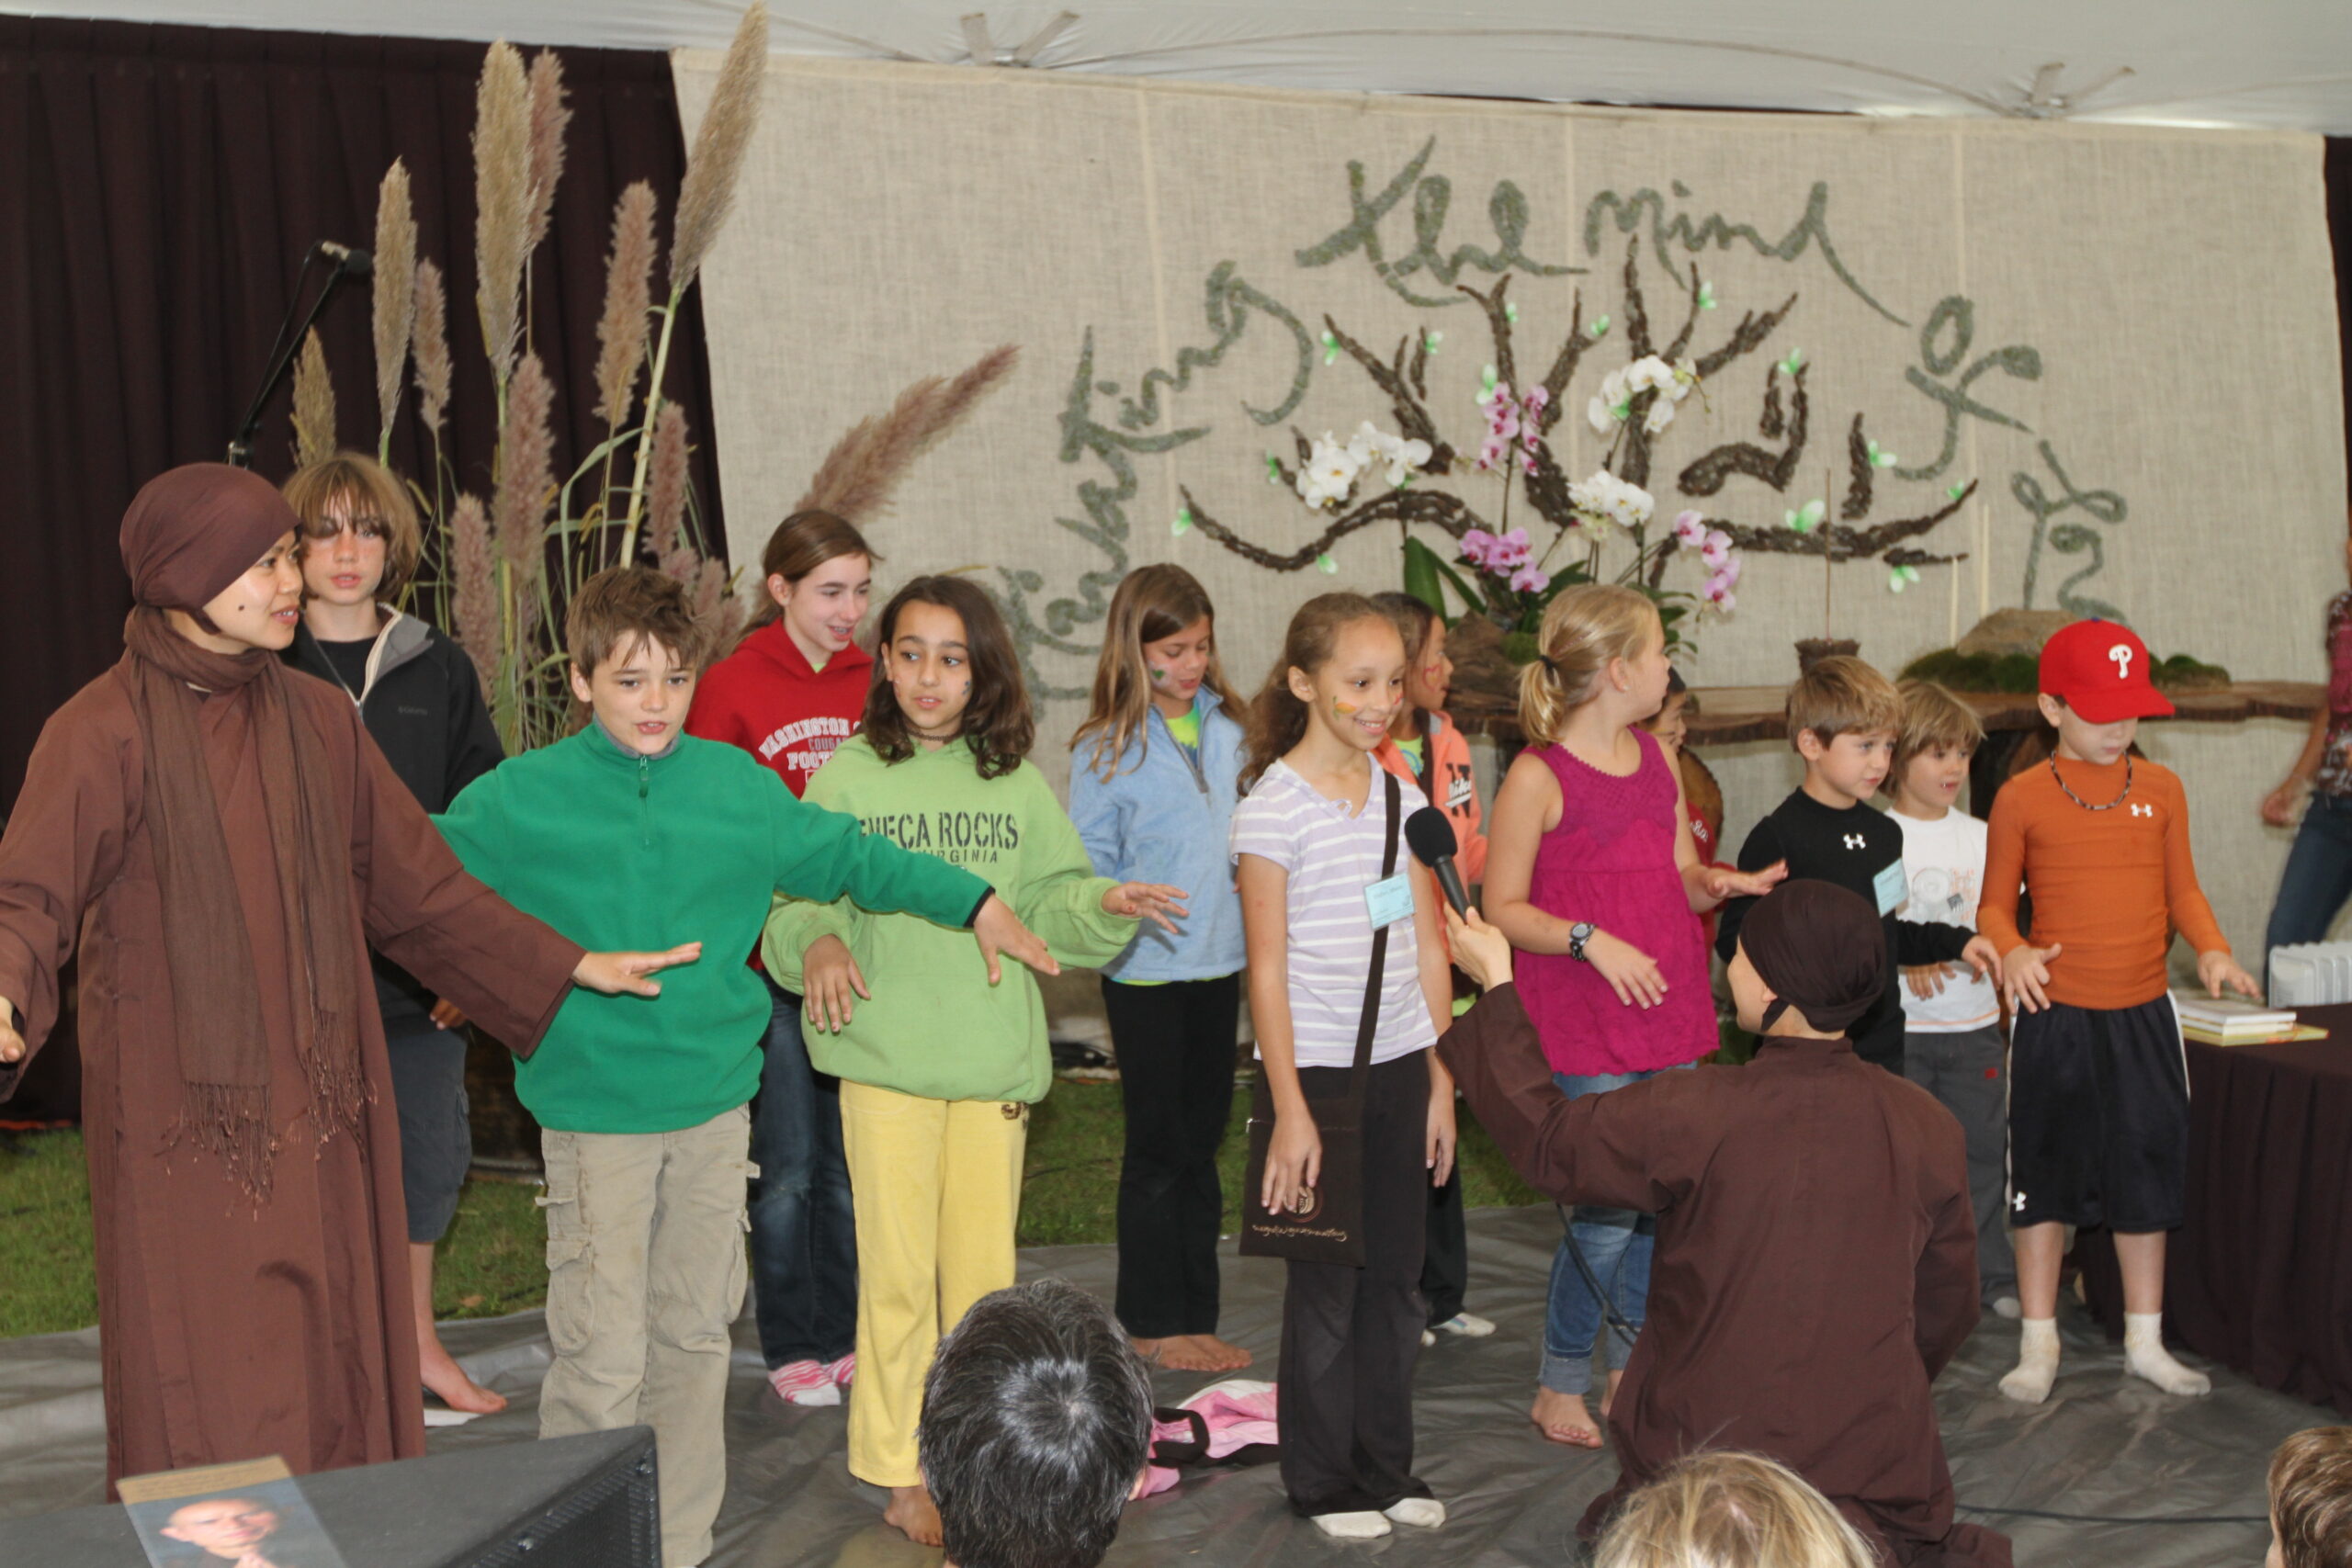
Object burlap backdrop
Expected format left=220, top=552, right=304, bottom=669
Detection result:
left=678, top=55, right=2347, bottom=964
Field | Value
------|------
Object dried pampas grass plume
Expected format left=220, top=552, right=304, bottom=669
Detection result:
left=291, top=328, right=338, bottom=468
left=526, top=51, right=571, bottom=253
left=371, top=161, right=417, bottom=438
left=411, top=258, right=452, bottom=433
left=595, top=183, right=659, bottom=428
left=694, top=557, right=739, bottom=647
left=795, top=344, right=1020, bottom=523
left=473, top=39, right=532, bottom=387
left=646, top=403, right=690, bottom=563
left=451, top=493, right=500, bottom=694
left=493, top=353, right=556, bottom=583
left=670, top=3, right=768, bottom=299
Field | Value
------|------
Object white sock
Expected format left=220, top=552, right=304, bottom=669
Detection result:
left=1384, top=1497, right=1446, bottom=1529
left=1311, top=1511, right=1392, bottom=1540
left=1998, top=1316, right=2060, bottom=1404
left=2124, top=1312, right=2211, bottom=1396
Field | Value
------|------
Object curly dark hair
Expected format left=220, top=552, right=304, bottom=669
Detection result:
left=863, top=574, right=1035, bottom=779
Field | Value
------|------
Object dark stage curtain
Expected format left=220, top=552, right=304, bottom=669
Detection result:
left=0, top=18, right=728, bottom=812
left=2331, top=139, right=2352, bottom=510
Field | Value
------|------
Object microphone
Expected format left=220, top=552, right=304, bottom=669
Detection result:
left=1405, top=806, right=1469, bottom=918
left=319, top=242, right=374, bottom=276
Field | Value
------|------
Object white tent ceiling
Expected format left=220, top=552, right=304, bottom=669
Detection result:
left=13, top=1, right=2352, bottom=136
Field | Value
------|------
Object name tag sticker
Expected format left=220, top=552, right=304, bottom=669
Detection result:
left=1364, top=872, right=1415, bottom=929
left=1872, top=859, right=1907, bottom=916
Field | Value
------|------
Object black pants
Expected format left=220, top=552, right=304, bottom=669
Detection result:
left=1280, top=1049, right=1433, bottom=1517
left=1421, top=1164, right=1467, bottom=1325
left=2010, top=997, right=2188, bottom=1232
left=1103, top=974, right=1242, bottom=1338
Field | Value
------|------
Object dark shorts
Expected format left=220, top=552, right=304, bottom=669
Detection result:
left=384, top=1011, right=472, bottom=1244
left=2008, top=996, right=2187, bottom=1233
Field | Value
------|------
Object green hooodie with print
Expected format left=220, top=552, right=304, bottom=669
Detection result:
left=763, top=735, right=1136, bottom=1104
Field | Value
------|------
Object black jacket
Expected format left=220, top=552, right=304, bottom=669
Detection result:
left=287, top=610, right=503, bottom=1021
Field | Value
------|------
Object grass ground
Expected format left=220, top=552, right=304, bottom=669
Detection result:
left=0, top=1086, right=1547, bottom=1339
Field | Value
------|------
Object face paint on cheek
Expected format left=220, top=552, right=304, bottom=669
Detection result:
left=1333, top=700, right=1360, bottom=716
left=1148, top=667, right=1166, bottom=682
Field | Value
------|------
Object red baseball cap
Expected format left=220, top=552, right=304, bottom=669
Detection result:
left=2038, top=619, right=2174, bottom=722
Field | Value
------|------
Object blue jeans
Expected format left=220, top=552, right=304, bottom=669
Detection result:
left=1541, top=1067, right=1666, bottom=1396
left=2265, top=793, right=2352, bottom=964
left=748, top=975, right=858, bottom=1368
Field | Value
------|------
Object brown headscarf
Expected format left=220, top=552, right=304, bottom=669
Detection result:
left=1736, top=879, right=1885, bottom=1036
left=119, top=464, right=364, bottom=1199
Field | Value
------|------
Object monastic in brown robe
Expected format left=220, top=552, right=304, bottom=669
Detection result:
left=1440, top=985, right=2011, bottom=1568
left=0, top=663, right=582, bottom=1490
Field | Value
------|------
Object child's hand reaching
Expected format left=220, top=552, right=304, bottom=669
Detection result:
left=1904, top=963, right=1951, bottom=1000
left=1585, top=929, right=1668, bottom=1010
left=1443, top=904, right=1514, bottom=991
left=972, top=893, right=1059, bottom=985
left=802, top=934, right=868, bottom=1033
left=2002, top=942, right=2062, bottom=1013
left=1961, top=934, right=2005, bottom=987
left=573, top=943, right=704, bottom=998
left=1102, top=882, right=1189, bottom=934
left=2197, top=949, right=2260, bottom=1001
left=1703, top=860, right=1787, bottom=901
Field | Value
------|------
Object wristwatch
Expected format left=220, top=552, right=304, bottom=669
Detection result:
left=1568, top=921, right=1597, bottom=963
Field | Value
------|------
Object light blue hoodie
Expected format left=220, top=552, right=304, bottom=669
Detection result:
left=1068, top=694, right=1247, bottom=982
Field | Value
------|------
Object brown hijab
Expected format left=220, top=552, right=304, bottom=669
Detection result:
left=119, top=464, right=364, bottom=1200
left=1736, top=879, right=1885, bottom=1036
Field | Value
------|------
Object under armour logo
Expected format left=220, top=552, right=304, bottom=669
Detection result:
left=2131, top=803, right=2154, bottom=818
left=2013, top=1191, right=2028, bottom=1212
left=1843, top=834, right=1866, bottom=850
left=2109, top=643, right=2132, bottom=679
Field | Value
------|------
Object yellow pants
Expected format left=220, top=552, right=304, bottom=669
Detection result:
left=838, top=1080, right=1027, bottom=1487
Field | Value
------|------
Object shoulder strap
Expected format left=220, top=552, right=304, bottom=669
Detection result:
left=1347, top=769, right=1404, bottom=1097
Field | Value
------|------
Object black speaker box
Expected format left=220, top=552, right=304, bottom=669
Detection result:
left=0, top=1427, right=660, bottom=1567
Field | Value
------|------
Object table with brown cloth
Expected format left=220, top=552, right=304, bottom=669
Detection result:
left=2080, top=1002, right=2352, bottom=1414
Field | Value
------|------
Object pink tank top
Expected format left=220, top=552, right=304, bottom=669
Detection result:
left=1514, top=728, right=1715, bottom=1075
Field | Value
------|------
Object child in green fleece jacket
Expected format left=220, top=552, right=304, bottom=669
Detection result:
left=763, top=575, right=1183, bottom=1546
left=434, top=569, right=1052, bottom=1568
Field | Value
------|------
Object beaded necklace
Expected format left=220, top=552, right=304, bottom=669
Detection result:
left=2047, top=753, right=2132, bottom=812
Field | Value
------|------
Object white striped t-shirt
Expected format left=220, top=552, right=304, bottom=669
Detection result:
left=1230, top=758, right=1439, bottom=1069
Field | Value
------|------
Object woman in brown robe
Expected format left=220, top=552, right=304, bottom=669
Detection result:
left=1438, top=881, right=2011, bottom=1568
left=0, top=465, right=699, bottom=1492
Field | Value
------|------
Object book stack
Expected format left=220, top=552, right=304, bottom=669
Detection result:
left=2172, top=993, right=2314, bottom=1046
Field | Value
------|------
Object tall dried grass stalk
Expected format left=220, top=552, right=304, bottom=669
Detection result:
left=412, top=258, right=452, bottom=433
left=473, top=40, right=533, bottom=388
left=670, top=3, right=768, bottom=299
left=647, top=403, right=690, bottom=562
left=594, top=183, right=659, bottom=428
left=371, top=161, right=417, bottom=439
left=451, top=493, right=500, bottom=692
left=291, top=329, right=338, bottom=468
left=526, top=51, right=571, bottom=253
left=693, top=558, right=739, bottom=646
left=493, top=353, right=556, bottom=583
left=795, top=344, right=1020, bottom=522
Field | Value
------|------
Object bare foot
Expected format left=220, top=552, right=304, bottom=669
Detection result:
left=1181, top=1334, right=1254, bottom=1371
left=419, top=1337, right=506, bottom=1416
left=884, top=1484, right=943, bottom=1546
left=1134, top=1335, right=1245, bottom=1372
left=1598, top=1368, right=1625, bottom=1421
left=1530, top=1386, right=1601, bottom=1449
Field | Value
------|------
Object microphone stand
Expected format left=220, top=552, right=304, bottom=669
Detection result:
left=224, top=243, right=367, bottom=468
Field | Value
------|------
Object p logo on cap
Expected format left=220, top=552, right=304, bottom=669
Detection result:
left=2037, top=618, right=2174, bottom=723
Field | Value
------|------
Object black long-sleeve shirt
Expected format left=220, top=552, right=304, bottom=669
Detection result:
left=1715, top=789, right=1972, bottom=1072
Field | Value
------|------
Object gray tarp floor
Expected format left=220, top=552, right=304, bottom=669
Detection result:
left=0, top=1205, right=2322, bottom=1566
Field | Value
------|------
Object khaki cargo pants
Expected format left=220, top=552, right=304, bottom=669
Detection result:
left=538, top=1105, right=753, bottom=1568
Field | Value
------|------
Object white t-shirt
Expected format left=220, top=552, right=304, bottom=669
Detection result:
left=1230, top=758, right=1439, bottom=1069
left=1889, top=807, right=2000, bottom=1032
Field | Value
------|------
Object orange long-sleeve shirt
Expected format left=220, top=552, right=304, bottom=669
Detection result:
left=1978, top=755, right=2228, bottom=1010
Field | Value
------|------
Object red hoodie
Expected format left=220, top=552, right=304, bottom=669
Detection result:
left=686, top=618, right=873, bottom=796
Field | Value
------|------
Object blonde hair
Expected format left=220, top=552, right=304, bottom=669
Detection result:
left=1593, top=1450, right=1876, bottom=1568
left=2270, top=1427, right=2352, bottom=1568
left=1071, top=564, right=1241, bottom=780
left=1240, top=592, right=1395, bottom=792
left=1892, top=679, right=1985, bottom=775
left=281, top=452, right=424, bottom=600
left=1785, top=656, right=1901, bottom=750
left=1516, top=584, right=1659, bottom=747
